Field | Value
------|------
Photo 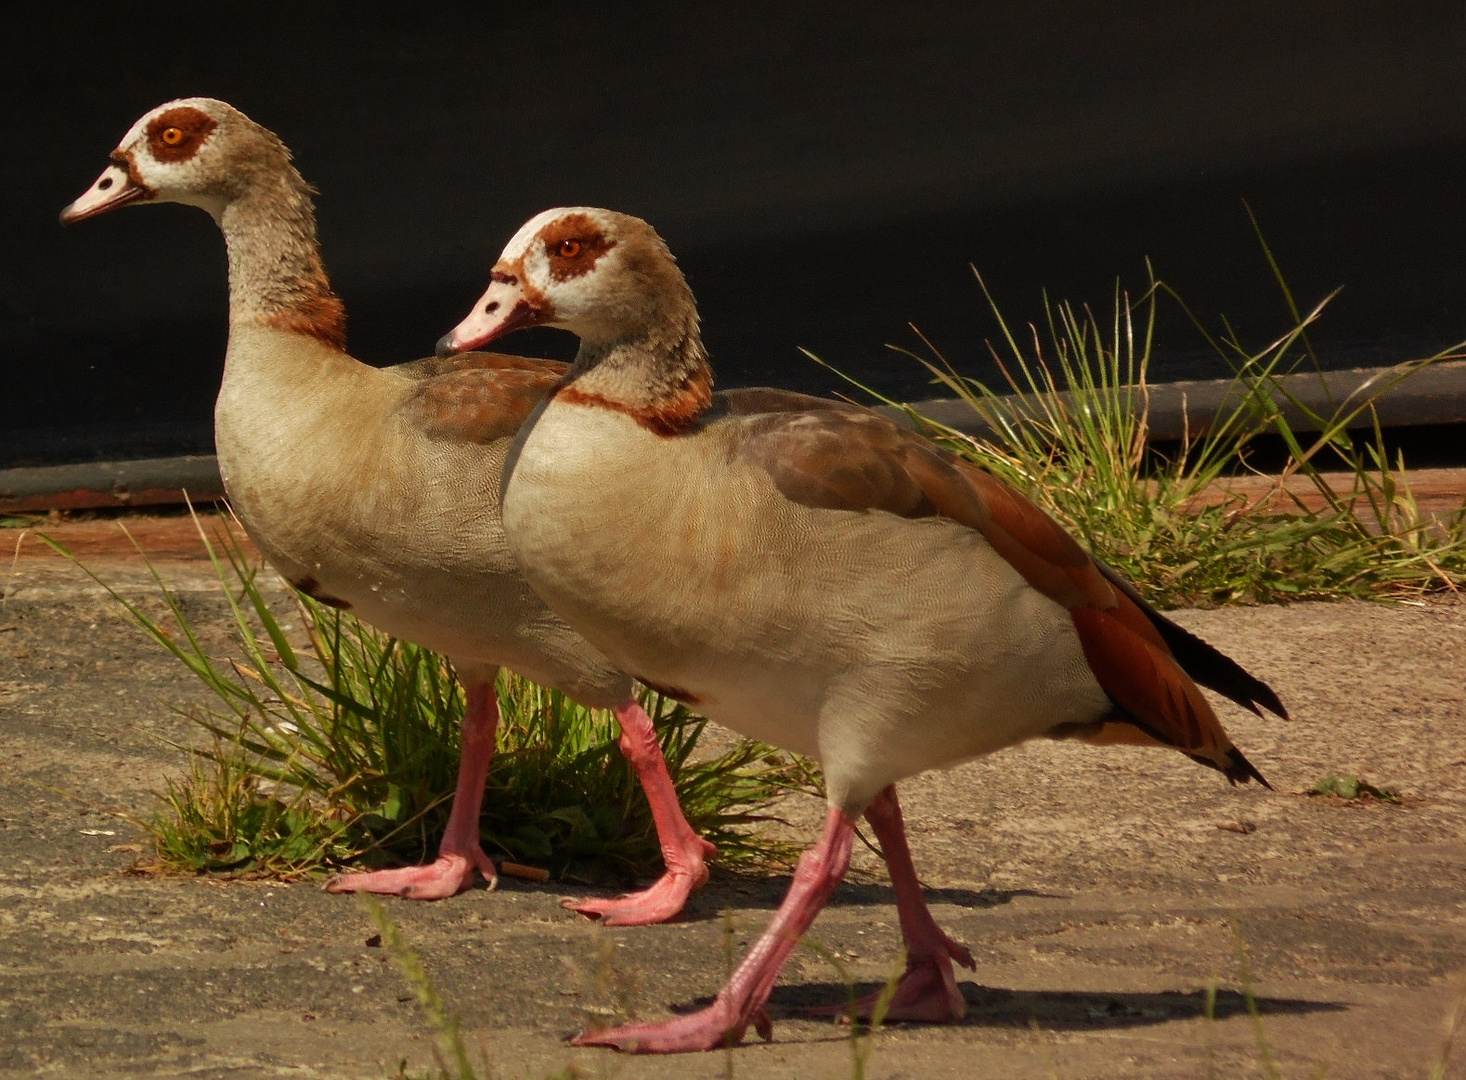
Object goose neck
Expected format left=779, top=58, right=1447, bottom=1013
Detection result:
left=564, top=314, right=713, bottom=436
left=217, top=171, right=345, bottom=352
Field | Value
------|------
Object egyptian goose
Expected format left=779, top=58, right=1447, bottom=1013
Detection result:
left=59, top=103, right=713, bottom=925
left=438, top=207, right=1288, bottom=1053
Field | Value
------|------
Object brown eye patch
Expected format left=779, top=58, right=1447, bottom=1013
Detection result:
left=540, top=213, right=616, bottom=281
left=145, top=105, right=218, bottom=164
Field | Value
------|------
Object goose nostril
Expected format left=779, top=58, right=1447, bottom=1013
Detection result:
left=483, top=302, right=499, bottom=315
left=98, top=177, right=114, bottom=190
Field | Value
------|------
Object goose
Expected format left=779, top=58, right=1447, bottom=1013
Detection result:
left=437, top=206, right=1289, bottom=1053
left=59, top=103, right=713, bottom=925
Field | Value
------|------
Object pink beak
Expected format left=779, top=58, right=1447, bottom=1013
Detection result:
left=60, top=158, right=150, bottom=224
left=436, top=269, right=549, bottom=357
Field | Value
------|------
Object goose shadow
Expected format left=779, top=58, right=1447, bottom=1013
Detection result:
left=781, top=981, right=1344, bottom=1027
left=665, top=982, right=1346, bottom=1039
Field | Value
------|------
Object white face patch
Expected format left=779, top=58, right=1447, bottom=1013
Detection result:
left=533, top=270, right=613, bottom=335
left=520, top=242, right=551, bottom=293
left=497, top=208, right=628, bottom=333
left=499, top=207, right=565, bottom=262
left=498, top=206, right=618, bottom=262
left=107, top=97, right=234, bottom=215
left=116, top=96, right=214, bottom=155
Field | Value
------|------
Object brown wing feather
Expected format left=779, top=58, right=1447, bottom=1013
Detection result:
left=732, top=399, right=1277, bottom=783
left=713, top=386, right=866, bottom=418
left=949, top=462, right=1118, bottom=611
left=395, top=352, right=567, bottom=444
left=735, top=405, right=1113, bottom=610
left=736, top=408, right=937, bottom=514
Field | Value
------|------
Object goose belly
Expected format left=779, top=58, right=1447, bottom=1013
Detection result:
left=503, top=406, right=1113, bottom=801
left=215, top=392, right=599, bottom=688
left=222, top=436, right=511, bottom=639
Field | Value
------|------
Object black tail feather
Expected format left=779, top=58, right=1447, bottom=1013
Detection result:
left=1098, top=561, right=1289, bottom=721
left=1225, top=746, right=1271, bottom=788
left=1186, top=746, right=1271, bottom=788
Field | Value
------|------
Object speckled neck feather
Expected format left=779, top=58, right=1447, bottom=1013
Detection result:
left=558, top=251, right=712, bottom=436
left=216, top=141, right=345, bottom=351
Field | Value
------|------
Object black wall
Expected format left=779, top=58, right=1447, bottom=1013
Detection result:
left=4, top=2, right=1465, bottom=465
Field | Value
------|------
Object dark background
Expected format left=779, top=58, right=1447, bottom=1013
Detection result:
left=4, top=2, right=1465, bottom=466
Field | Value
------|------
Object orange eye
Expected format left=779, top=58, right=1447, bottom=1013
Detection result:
left=161, top=127, right=184, bottom=146
left=555, top=238, right=583, bottom=258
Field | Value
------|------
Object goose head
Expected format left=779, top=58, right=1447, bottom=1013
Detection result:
left=438, top=207, right=697, bottom=356
left=60, top=97, right=288, bottom=224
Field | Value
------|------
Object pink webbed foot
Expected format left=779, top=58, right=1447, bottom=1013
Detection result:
left=808, top=785, right=976, bottom=1022
left=325, top=679, right=503, bottom=901
left=809, top=944, right=974, bottom=1023
left=571, top=804, right=859, bottom=1054
left=324, top=848, right=498, bottom=900
left=571, top=1000, right=773, bottom=1053
left=562, top=837, right=717, bottom=926
left=562, top=697, right=717, bottom=926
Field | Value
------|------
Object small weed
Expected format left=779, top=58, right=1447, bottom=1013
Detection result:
left=561, top=922, right=641, bottom=1035
left=43, top=511, right=810, bottom=882
left=1308, top=774, right=1400, bottom=803
left=798, top=937, right=903, bottom=1080
left=1429, top=974, right=1466, bottom=1080
left=370, top=899, right=592, bottom=1080
left=1228, top=920, right=1282, bottom=1080
left=1215, top=920, right=1463, bottom=1079
left=148, top=736, right=355, bottom=872
left=365, top=897, right=479, bottom=1080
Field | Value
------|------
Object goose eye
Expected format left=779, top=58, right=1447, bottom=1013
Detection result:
left=555, top=239, right=583, bottom=258
left=161, top=126, right=185, bottom=146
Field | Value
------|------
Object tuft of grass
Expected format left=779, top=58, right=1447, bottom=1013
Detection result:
left=43, top=511, right=809, bottom=882
left=820, top=255, right=1466, bottom=609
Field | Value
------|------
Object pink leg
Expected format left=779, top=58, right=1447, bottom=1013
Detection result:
left=572, top=804, right=857, bottom=1053
left=326, top=683, right=500, bottom=900
left=813, top=785, right=974, bottom=1022
left=561, top=698, right=716, bottom=926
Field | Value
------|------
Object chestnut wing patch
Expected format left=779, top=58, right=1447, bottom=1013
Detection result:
left=1096, top=560, right=1290, bottom=720
left=396, top=352, right=567, bottom=444
left=733, top=406, right=1111, bottom=608
left=735, top=409, right=939, bottom=515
